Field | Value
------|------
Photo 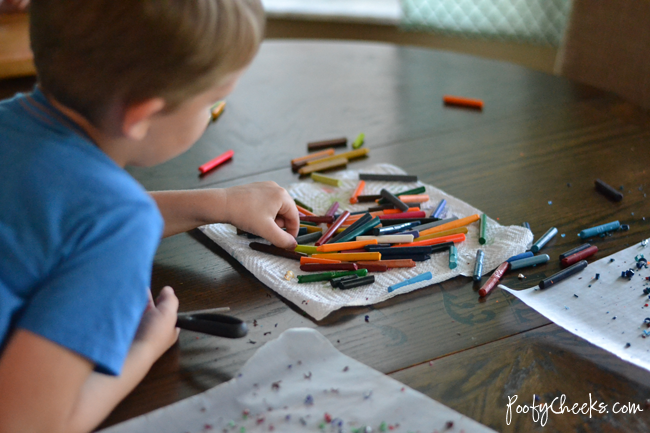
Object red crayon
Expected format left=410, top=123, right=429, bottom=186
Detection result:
left=198, top=149, right=234, bottom=174
left=379, top=211, right=426, bottom=220
left=561, top=245, right=598, bottom=267
left=315, top=211, right=350, bottom=246
left=478, top=261, right=510, bottom=297
left=355, top=263, right=389, bottom=272
left=300, top=215, right=335, bottom=224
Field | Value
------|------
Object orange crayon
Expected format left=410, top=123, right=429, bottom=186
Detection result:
left=300, top=257, right=342, bottom=265
left=316, top=239, right=378, bottom=253
left=312, top=252, right=381, bottom=262
left=349, top=180, right=366, bottom=204
left=414, top=227, right=468, bottom=242
left=418, top=214, right=480, bottom=237
left=443, top=95, right=484, bottom=110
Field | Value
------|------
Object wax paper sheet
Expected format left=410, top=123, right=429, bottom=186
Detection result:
left=503, top=240, right=650, bottom=372
left=100, top=328, right=495, bottom=433
left=200, top=164, right=532, bottom=320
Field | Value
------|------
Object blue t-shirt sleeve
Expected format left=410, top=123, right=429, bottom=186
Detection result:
left=17, top=201, right=163, bottom=376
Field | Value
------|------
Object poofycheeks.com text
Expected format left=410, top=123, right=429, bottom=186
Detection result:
left=506, top=394, right=644, bottom=426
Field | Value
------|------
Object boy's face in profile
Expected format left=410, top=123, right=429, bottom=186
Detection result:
left=134, top=68, right=245, bottom=167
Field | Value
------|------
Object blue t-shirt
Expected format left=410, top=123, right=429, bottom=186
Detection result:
left=0, top=88, right=163, bottom=375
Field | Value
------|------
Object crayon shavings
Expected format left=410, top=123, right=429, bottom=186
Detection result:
left=98, top=328, right=495, bottom=433
left=200, top=164, right=532, bottom=320
left=503, top=240, right=650, bottom=373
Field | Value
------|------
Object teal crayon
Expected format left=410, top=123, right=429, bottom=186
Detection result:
left=473, top=249, right=484, bottom=281
left=509, top=254, right=550, bottom=270
left=531, top=227, right=557, bottom=253
left=449, top=244, right=458, bottom=269
left=578, top=221, right=620, bottom=239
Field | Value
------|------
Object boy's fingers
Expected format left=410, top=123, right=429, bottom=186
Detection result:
left=155, top=286, right=179, bottom=316
left=264, top=221, right=298, bottom=249
left=278, top=196, right=300, bottom=237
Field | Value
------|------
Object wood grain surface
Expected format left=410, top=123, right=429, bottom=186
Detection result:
left=1, top=41, right=649, bottom=432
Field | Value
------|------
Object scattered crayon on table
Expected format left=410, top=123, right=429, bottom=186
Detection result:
left=539, top=260, right=588, bottom=289
left=305, top=148, right=369, bottom=166
left=352, top=133, right=365, bottom=149
left=507, top=251, right=533, bottom=262
left=595, top=179, right=623, bottom=202
left=198, top=149, right=234, bottom=174
left=478, top=261, right=510, bottom=297
left=531, top=227, right=558, bottom=253
left=473, top=250, right=484, bottom=281
left=209, top=101, right=226, bottom=123
left=561, top=246, right=598, bottom=267
left=307, top=137, right=347, bottom=152
left=298, top=157, right=348, bottom=175
left=509, top=254, right=550, bottom=270
left=360, top=173, right=418, bottom=182
left=443, top=95, right=484, bottom=110
left=479, top=213, right=487, bottom=245
left=387, top=272, right=433, bottom=293
left=311, top=172, right=342, bottom=187
left=559, top=244, right=591, bottom=260
left=578, top=221, right=620, bottom=239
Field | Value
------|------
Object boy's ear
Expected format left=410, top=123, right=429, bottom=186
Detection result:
left=122, top=98, right=165, bottom=140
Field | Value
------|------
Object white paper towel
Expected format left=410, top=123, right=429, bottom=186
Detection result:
left=100, top=328, right=496, bottom=433
left=201, top=164, right=532, bottom=320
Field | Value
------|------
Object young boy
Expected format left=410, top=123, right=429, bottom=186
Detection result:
left=0, top=1, right=298, bottom=432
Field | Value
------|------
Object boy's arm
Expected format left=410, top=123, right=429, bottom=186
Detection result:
left=150, top=182, right=300, bottom=248
left=0, top=287, right=178, bottom=433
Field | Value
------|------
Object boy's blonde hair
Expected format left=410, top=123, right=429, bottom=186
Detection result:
left=30, top=0, right=265, bottom=126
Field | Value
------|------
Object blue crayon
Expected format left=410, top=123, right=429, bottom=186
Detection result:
left=387, top=271, right=433, bottom=293
left=509, top=254, right=550, bottom=270
left=578, top=221, right=620, bottom=239
left=531, top=227, right=558, bottom=253
left=473, top=250, right=484, bottom=281
left=372, top=221, right=421, bottom=236
left=449, top=245, right=458, bottom=269
left=399, top=230, right=419, bottom=238
left=507, top=251, right=534, bottom=263
left=522, top=222, right=531, bottom=231
left=432, top=199, right=447, bottom=219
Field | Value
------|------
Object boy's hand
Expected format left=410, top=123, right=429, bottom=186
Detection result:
left=224, top=181, right=299, bottom=249
left=133, top=286, right=179, bottom=360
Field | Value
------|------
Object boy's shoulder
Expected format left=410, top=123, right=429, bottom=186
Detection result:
left=0, top=88, right=155, bottom=211
left=0, top=88, right=163, bottom=285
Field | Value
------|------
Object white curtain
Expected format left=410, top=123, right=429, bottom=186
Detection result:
left=401, top=0, right=572, bottom=46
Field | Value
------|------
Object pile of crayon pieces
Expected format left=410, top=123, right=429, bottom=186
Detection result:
left=476, top=220, right=625, bottom=297
left=239, top=173, right=494, bottom=291
left=290, top=134, right=367, bottom=176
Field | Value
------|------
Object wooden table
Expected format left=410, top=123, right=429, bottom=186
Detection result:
left=3, top=40, right=650, bottom=432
